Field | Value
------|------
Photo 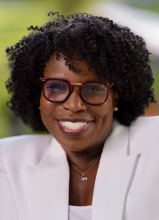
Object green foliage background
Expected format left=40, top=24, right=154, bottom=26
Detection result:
left=0, top=0, right=158, bottom=138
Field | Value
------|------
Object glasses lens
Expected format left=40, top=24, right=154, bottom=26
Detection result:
left=44, top=80, right=69, bottom=101
left=82, top=83, right=108, bottom=104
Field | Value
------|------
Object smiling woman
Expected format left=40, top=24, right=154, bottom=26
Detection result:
left=0, top=12, right=159, bottom=220
left=40, top=55, right=117, bottom=149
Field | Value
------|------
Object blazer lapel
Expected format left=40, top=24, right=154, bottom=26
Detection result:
left=24, top=120, right=140, bottom=220
left=92, top=120, right=140, bottom=220
left=24, top=137, right=69, bottom=220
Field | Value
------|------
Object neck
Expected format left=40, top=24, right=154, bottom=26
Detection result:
left=65, top=143, right=104, bottom=169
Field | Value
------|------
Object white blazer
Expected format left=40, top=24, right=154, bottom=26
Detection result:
left=0, top=116, right=159, bottom=220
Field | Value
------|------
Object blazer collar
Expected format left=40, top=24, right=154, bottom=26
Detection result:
left=92, top=120, right=139, bottom=220
left=24, top=120, right=139, bottom=220
left=100, top=119, right=131, bottom=170
left=37, top=137, right=68, bottom=173
left=25, top=138, right=69, bottom=220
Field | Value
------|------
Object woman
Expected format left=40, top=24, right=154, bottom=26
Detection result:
left=0, top=12, right=159, bottom=220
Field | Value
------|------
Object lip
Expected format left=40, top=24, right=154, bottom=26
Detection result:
left=56, top=119, right=93, bottom=137
left=57, top=118, right=92, bottom=123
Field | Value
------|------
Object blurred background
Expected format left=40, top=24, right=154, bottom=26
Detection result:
left=0, top=0, right=159, bottom=138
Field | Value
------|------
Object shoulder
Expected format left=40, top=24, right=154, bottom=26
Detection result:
left=0, top=135, right=53, bottom=169
left=130, top=116, right=159, bottom=135
left=131, top=115, right=159, bottom=127
left=129, top=116, right=159, bottom=152
left=0, top=134, right=52, bottom=152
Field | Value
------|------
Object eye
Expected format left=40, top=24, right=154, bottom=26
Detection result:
left=84, top=84, right=107, bottom=92
left=47, top=82, right=68, bottom=90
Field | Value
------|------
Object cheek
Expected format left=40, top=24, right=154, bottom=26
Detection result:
left=40, top=93, right=55, bottom=115
left=40, top=94, right=57, bottom=132
left=95, top=92, right=114, bottom=119
left=93, top=92, right=114, bottom=133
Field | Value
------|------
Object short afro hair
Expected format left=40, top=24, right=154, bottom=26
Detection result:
left=6, top=12, right=156, bottom=131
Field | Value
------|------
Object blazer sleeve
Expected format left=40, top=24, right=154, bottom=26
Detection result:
left=0, top=150, right=18, bottom=220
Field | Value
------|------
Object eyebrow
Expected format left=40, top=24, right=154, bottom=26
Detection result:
left=48, top=77, right=100, bottom=83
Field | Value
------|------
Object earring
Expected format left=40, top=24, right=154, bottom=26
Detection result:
left=39, top=106, right=41, bottom=110
left=114, top=107, right=118, bottom=111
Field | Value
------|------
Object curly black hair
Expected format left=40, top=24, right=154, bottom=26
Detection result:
left=6, top=12, right=156, bottom=131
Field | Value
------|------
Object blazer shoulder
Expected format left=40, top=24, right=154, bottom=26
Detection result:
left=0, top=134, right=52, bottom=151
left=132, top=115, right=159, bottom=124
left=130, top=116, right=159, bottom=131
left=0, top=135, right=53, bottom=169
left=129, top=116, right=159, bottom=153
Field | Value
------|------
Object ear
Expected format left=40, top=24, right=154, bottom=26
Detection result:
left=112, top=90, right=119, bottom=109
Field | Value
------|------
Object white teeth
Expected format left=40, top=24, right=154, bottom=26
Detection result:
left=60, top=121, right=87, bottom=130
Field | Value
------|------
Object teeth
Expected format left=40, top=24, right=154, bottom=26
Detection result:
left=60, top=121, right=87, bottom=130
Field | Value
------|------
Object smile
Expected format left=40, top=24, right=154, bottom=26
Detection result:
left=57, top=119, right=92, bottom=137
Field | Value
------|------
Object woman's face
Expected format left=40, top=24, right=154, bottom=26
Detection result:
left=40, top=55, right=119, bottom=153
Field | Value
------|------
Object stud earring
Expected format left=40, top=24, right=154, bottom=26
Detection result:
left=114, top=107, right=118, bottom=111
left=39, top=106, right=41, bottom=110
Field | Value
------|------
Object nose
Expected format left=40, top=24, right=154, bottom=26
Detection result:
left=62, top=86, right=87, bottom=112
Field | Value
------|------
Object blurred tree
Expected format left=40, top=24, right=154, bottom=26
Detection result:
left=0, top=0, right=99, bottom=138
left=55, top=0, right=99, bottom=14
left=124, top=0, right=159, bottom=12
left=0, top=0, right=158, bottom=138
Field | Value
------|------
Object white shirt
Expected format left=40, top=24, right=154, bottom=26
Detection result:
left=69, top=205, right=92, bottom=220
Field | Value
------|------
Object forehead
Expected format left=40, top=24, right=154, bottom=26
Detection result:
left=43, top=54, right=100, bottom=82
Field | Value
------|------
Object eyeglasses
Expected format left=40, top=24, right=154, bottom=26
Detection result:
left=40, top=78, right=114, bottom=106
